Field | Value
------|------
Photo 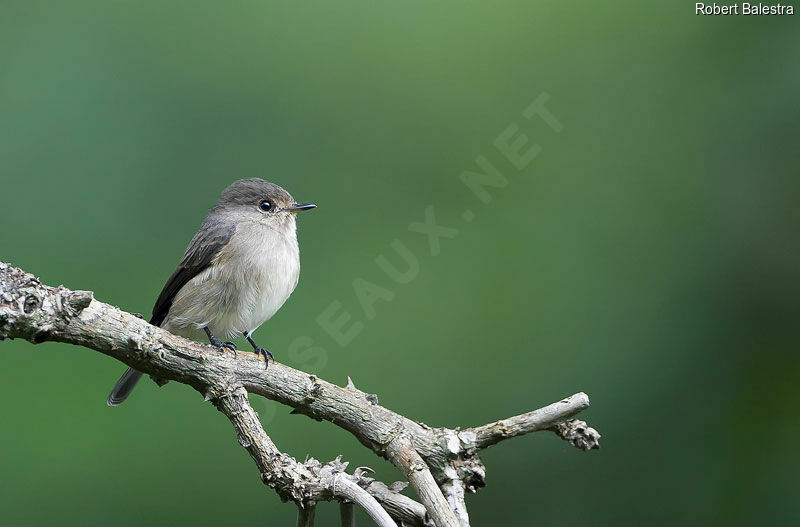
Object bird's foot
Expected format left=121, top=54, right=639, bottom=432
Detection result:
left=245, top=334, right=273, bottom=368
left=204, top=327, right=236, bottom=352
left=255, top=347, right=274, bottom=367
left=210, top=336, right=236, bottom=352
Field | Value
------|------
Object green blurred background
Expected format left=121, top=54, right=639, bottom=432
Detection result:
left=1, top=1, right=798, bottom=525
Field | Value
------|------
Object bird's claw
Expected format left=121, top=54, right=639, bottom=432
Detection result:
left=256, top=347, right=273, bottom=368
left=204, top=328, right=236, bottom=353
left=209, top=336, right=236, bottom=352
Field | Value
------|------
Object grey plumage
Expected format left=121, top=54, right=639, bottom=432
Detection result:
left=107, top=178, right=315, bottom=406
left=106, top=368, right=143, bottom=406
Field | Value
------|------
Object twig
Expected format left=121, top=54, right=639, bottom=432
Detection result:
left=297, top=503, right=316, bottom=527
left=339, top=502, right=355, bottom=527
left=334, top=475, right=398, bottom=527
left=358, top=480, right=433, bottom=527
left=466, top=392, right=592, bottom=449
left=386, top=434, right=460, bottom=527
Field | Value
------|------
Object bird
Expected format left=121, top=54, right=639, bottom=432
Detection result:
left=107, top=178, right=316, bottom=406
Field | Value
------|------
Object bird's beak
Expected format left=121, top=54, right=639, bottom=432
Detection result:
left=285, top=203, right=317, bottom=213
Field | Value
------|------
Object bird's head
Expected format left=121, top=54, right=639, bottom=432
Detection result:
left=214, top=178, right=316, bottom=230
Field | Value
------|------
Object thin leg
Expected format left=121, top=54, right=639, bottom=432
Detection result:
left=204, top=327, right=236, bottom=352
left=245, top=333, right=274, bottom=367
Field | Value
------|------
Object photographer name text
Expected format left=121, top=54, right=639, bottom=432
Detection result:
left=696, top=3, right=795, bottom=14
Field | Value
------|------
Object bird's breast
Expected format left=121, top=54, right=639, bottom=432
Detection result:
left=166, top=222, right=300, bottom=340
left=224, top=223, right=300, bottom=334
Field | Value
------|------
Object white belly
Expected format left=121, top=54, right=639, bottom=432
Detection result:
left=163, top=222, right=300, bottom=342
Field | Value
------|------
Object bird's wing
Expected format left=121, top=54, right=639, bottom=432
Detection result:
left=150, top=219, right=236, bottom=327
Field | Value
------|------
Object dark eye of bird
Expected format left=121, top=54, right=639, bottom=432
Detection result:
left=259, top=200, right=273, bottom=212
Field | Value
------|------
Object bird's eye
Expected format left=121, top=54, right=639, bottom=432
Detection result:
left=259, top=200, right=273, bottom=212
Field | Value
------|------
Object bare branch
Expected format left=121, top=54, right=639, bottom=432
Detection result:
left=0, top=262, right=600, bottom=527
left=386, top=434, right=460, bottom=527
left=297, top=503, right=316, bottom=527
left=0, top=263, right=426, bottom=525
left=359, top=480, right=433, bottom=527
left=440, top=475, right=470, bottom=527
left=334, top=475, right=398, bottom=527
left=339, top=503, right=355, bottom=527
left=214, top=386, right=410, bottom=524
left=466, top=392, right=592, bottom=450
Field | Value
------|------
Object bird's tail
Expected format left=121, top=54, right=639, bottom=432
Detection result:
left=107, top=368, right=143, bottom=406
